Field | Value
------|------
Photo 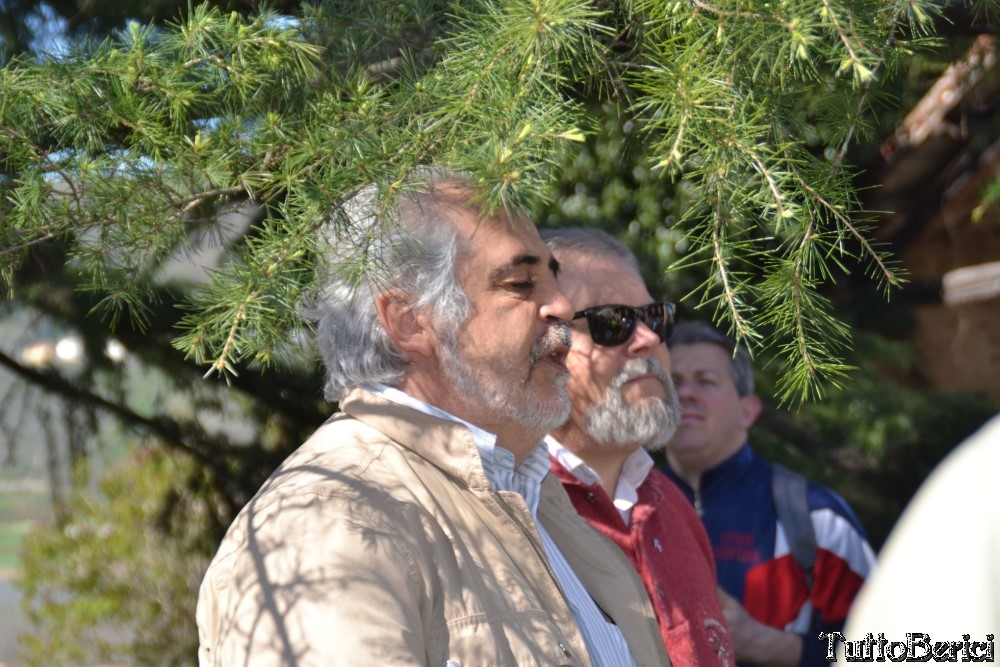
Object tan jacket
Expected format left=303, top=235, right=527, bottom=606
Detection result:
left=197, top=388, right=669, bottom=667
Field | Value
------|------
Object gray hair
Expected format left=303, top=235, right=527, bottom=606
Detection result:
left=539, top=227, right=640, bottom=273
left=301, top=168, right=478, bottom=402
left=667, top=321, right=756, bottom=397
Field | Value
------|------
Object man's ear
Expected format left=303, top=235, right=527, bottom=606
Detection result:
left=375, top=290, right=435, bottom=359
left=739, top=393, right=763, bottom=430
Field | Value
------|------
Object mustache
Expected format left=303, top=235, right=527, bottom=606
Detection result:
left=611, top=357, right=671, bottom=391
left=529, top=321, right=571, bottom=367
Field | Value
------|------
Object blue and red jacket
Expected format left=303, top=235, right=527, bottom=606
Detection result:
left=664, top=445, right=876, bottom=667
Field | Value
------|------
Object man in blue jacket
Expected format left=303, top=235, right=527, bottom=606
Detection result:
left=664, top=321, right=876, bottom=667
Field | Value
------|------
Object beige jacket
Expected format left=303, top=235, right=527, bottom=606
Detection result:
left=197, top=387, right=669, bottom=667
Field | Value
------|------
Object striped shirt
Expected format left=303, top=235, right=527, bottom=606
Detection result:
left=369, top=384, right=637, bottom=667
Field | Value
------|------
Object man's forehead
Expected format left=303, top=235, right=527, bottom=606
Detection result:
left=672, top=343, right=732, bottom=370
left=455, top=212, right=560, bottom=275
left=454, top=206, right=538, bottom=243
left=486, top=250, right=559, bottom=282
left=559, top=253, right=649, bottom=304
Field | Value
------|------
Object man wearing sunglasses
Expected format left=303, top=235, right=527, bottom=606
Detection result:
left=197, top=172, right=671, bottom=667
left=541, top=227, right=736, bottom=667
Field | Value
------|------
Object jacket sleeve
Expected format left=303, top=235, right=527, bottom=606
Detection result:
left=197, top=490, right=429, bottom=667
left=809, top=502, right=876, bottom=627
left=796, top=500, right=877, bottom=667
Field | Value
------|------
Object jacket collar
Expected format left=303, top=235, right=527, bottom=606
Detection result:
left=665, top=442, right=754, bottom=496
left=700, top=442, right=754, bottom=490
left=339, top=387, right=495, bottom=491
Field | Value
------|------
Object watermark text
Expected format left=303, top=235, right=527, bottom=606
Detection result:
left=819, top=632, right=995, bottom=662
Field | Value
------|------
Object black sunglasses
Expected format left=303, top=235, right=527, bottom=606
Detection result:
left=572, top=301, right=676, bottom=347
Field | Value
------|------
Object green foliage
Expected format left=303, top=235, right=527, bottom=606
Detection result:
left=0, top=0, right=290, bottom=59
left=15, top=445, right=212, bottom=667
left=973, top=175, right=1000, bottom=224
left=0, top=491, right=51, bottom=571
left=535, top=103, right=692, bottom=295
left=4, top=0, right=994, bottom=399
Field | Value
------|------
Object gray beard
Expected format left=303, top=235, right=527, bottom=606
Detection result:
left=439, top=322, right=572, bottom=433
left=584, top=357, right=681, bottom=451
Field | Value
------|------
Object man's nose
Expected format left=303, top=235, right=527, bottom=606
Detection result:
left=540, top=285, right=574, bottom=323
left=673, top=375, right=695, bottom=398
left=627, top=320, right=663, bottom=355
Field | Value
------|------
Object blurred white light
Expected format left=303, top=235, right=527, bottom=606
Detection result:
left=21, top=341, right=55, bottom=368
left=105, top=338, right=128, bottom=363
left=55, top=336, right=83, bottom=363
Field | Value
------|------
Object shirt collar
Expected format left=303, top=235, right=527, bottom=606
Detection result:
left=546, top=436, right=654, bottom=515
left=367, top=383, right=497, bottom=446
left=366, top=384, right=549, bottom=512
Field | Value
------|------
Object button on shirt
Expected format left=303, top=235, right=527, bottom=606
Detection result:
left=370, top=385, right=637, bottom=667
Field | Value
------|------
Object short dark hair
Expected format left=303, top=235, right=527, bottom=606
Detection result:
left=668, top=321, right=755, bottom=396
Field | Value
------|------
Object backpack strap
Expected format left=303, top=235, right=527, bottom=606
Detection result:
left=771, top=462, right=817, bottom=590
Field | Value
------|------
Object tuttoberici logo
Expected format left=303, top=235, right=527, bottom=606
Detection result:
left=819, top=632, right=995, bottom=662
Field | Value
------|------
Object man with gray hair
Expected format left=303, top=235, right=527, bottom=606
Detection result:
left=541, top=227, right=735, bottom=666
left=196, top=170, right=670, bottom=666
